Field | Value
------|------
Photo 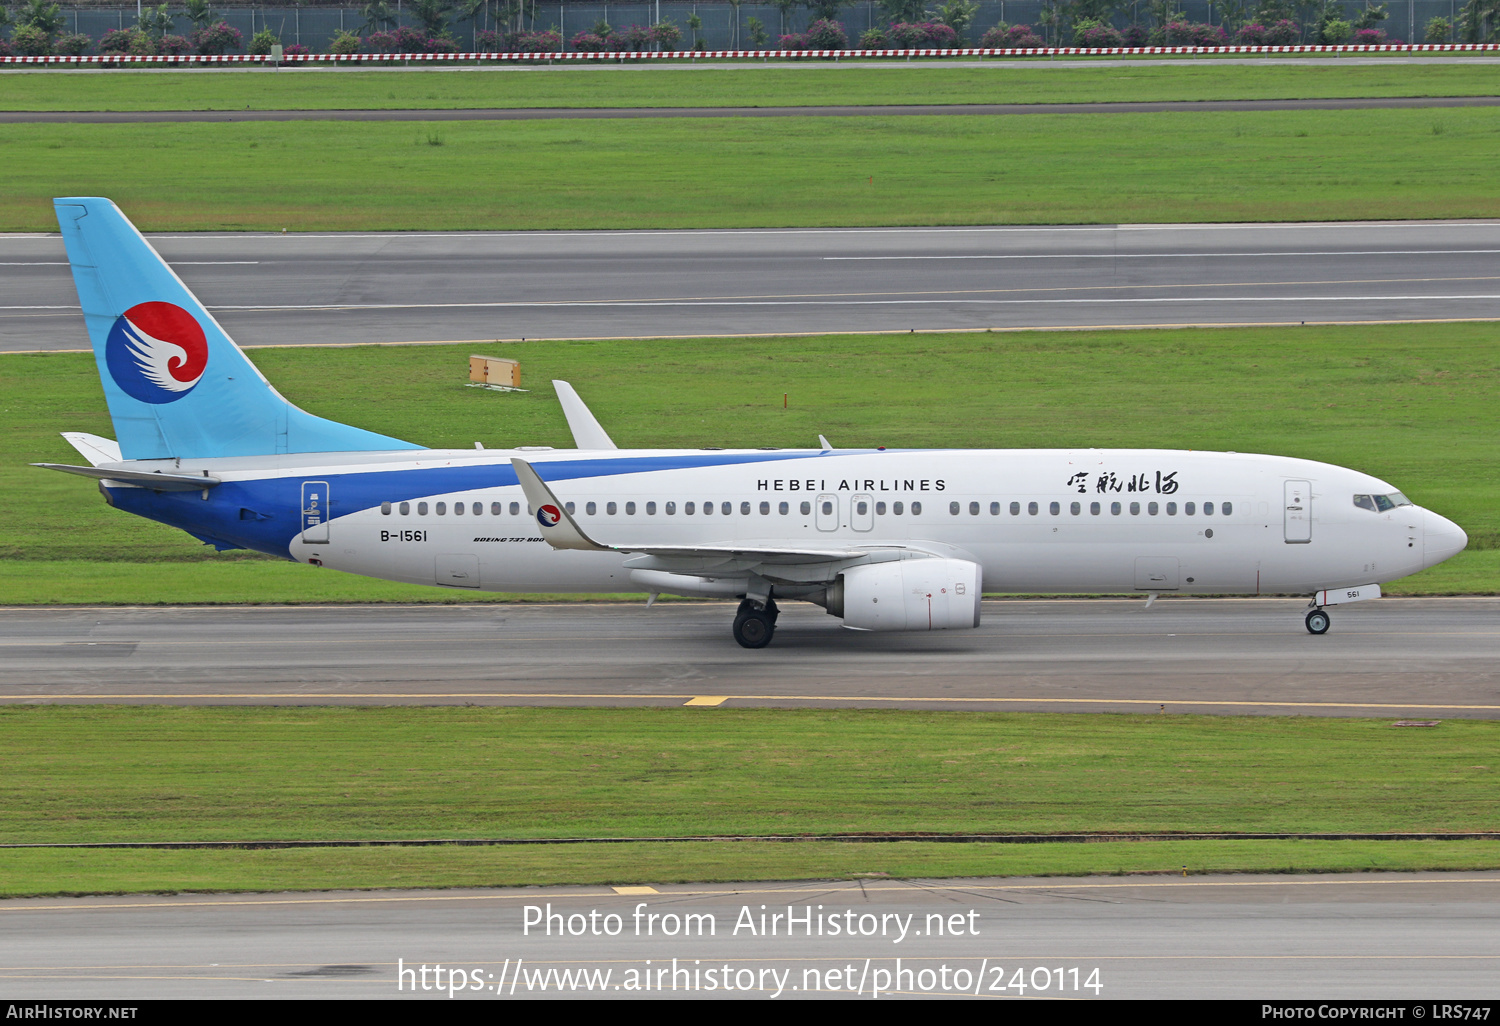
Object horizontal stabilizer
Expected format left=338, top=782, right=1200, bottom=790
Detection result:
left=33, top=462, right=220, bottom=492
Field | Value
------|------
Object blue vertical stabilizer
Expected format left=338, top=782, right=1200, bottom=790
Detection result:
left=54, top=198, right=422, bottom=460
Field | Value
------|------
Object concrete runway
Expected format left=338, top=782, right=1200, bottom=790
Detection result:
left=4, top=220, right=1499, bottom=351
left=2, top=873, right=1498, bottom=999
left=2, top=598, right=1497, bottom=716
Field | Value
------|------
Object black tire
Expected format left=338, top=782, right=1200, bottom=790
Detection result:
left=1305, top=609, right=1331, bottom=635
left=733, top=610, right=775, bottom=649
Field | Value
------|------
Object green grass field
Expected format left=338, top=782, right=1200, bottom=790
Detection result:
left=0, top=706, right=1495, bottom=894
left=3, top=324, right=1492, bottom=603
left=4, top=840, right=1497, bottom=897
left=4, top=106, right=1500, bottom=231
left=6, top=63, right=1500, bottom=112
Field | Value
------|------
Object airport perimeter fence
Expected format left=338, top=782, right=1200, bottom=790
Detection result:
left=6, top=0, right=1490, bottom=56
left=4, top=42, right=1499, bottom=64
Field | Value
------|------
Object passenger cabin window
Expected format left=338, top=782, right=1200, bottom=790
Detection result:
left=1167, top=502, right=1177, bottom=515
left=491, top=502, right=502, bottom=515
left=1130, top=502, right=1140, bottom=515
left=779, top=501, right=789, bottom=515
left=893, top=501, right=903, bottom=515
left=564, top=502, right=575, bottom=515
left=509, top=502, right=520, bottom=515
left=742, top=502, right=752, bottom=515
left=381, top=502, right=392, bottom=515
left=454, top=502, right=463, bottom=515
left=1090, top=502, right=1100, bottom=515
left=1049, top=501, right=1060, bottom=515
left=760, top=501, right=770, bottom=515
left=970, top=501, right=980, bottom=515
left=418, top=502, right=429, bottom=515
left=607, top=502, right=617, bottom=515
left=876, top=501, right=886, bottom=515
left=666, top=502, right=677, bottom=515
left=626, top=501, right=636, bottom=515
left=723, top=502, right=733, bottom=516
left=399, top=501, right=410, bottom=515
left=821, top=500, right=833, bottom=516
left=1111, top=502, right=1121, bottom=515
left=990, top=502, right=1000, bottom=515
left=586, top=502, right=597, bottom=515
left=646, top=502, right=656, bottom=515
left=1028, top=502, right=1038, bottom=515
left=800, top=501, right=811, bottom=516
left=1185, top=502, right=1196, bottom=515
left=1010, top=502, right=1020, bottom=516
left=684, top=502, right=694, bottom=515
left=857, top=499, right=870, bottom=515
left=1223, top=501, right=1233, bottom=515
left=436, top=502, right=446, bottom=515
left=1148, top=501, right=1159, bottom=515
left=950, top=502, right=961, bottom=516
left=1204, top=502, right=1214, bottom=516
left=911, top=501, right=922, bottom=515
left=1071, top=502, right=1081, bottom=515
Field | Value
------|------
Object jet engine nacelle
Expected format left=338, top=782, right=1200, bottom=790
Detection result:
left=832, top=558, right=982, bottom=632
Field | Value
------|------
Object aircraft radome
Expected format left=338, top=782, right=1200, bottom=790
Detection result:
left=34, top=199, right=1468, bottom=648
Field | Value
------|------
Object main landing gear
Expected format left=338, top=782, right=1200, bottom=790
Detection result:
left=733, top=598, right=779, bottom=649
left=1305, top=607, right=1331, bottom=635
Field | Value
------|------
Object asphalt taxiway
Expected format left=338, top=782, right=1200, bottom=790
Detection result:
left=4, top=220, right=1498, bottom=350
left=2, top=873, right=1497, bottom=999
left=2, top=597, right=1496, bottom=716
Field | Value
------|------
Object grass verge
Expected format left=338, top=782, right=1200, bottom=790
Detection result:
left=5, top=64, right=1500, bottom=112
left=2, top=706, right=1495, bottom=843
left=4, top=107, right=1500, bottom=230
left=5, top=323, right=1494, bottom=600
left=1, top=705, right=1496, bottom=893
left=3, top=840, right=1497, bottom=897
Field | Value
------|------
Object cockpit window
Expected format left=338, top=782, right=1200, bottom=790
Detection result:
left=1355, top=493, right=1413, bottom=513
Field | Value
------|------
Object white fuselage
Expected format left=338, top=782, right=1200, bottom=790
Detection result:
left=263, top=447, right=1464, bottom=597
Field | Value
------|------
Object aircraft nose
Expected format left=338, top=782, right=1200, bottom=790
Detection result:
left=1423, top=509, right=1468, bottom=568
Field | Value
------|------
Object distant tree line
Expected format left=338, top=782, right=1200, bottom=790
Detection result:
left=2, top=0, right=1495, bottom=56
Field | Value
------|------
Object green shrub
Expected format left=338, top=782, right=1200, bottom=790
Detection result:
left=248, top=27, right=279, bottom=55
left=10, top=23, right=54, bottom=55
left=1319, top=18, right=1352, bottom=42
left=1424, top=15, right=1451, bottom=41
left=328, top=29, right=361, bottom=54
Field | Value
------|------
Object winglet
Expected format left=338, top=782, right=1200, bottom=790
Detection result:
left=818, top=435, right=832, bottom=450
left=510, top=458, right=610, bottom=551
left=552, top=380, right=618, bottom=450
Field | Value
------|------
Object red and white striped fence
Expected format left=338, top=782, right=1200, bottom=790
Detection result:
left=2, top=43, right=1498, bottom=64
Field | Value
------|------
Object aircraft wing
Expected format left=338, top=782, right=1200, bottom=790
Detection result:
left=510, top=457, right=870, bottom=571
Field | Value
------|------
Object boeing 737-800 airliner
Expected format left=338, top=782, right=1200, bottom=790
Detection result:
left=35, top=199, right=1468, bottom=647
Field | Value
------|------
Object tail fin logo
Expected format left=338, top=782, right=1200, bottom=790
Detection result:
left=104, top=302, right=209, bottom=405
left=537, top=504, right=562, bottom=528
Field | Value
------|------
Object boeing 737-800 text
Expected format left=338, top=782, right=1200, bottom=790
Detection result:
left=35, top=199, right=1468, bottom=647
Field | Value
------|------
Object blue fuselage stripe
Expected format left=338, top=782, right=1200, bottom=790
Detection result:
left=106, top=451, right=843, bottom=557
